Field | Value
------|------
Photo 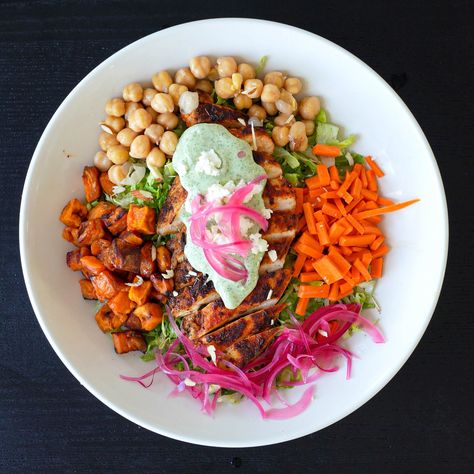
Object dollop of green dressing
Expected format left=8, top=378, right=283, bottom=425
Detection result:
left=173, top=123, right=267, bottom=309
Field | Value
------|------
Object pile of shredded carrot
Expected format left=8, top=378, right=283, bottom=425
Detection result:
left=292, top=150, right=419, bottom=316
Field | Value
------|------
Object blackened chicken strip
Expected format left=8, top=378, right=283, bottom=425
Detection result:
left=181, top=102, right=248, bottom=129
left=229, top=126, right=275, bottom=155
left=156, top=177, right=187, bottom=235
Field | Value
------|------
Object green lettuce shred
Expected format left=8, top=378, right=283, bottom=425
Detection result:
left=255, top=55, right=268, bottom=76
left=141, top=316, right=178, bottom=361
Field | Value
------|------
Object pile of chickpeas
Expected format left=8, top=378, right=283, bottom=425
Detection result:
left=93, top=55, right=321, bottom=185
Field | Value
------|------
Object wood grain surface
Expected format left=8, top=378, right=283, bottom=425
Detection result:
left=0, top=1, right=473, bottom=472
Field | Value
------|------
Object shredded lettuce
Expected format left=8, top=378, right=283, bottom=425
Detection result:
left=141, top=316, right=178, bottom=361
left=255, top=55, right=268, bottom=76
left=173, top=119, right=187, bottom=137
left=334, top=153, right=365, bottom=178
left=273, top=146, right=319, bottom=186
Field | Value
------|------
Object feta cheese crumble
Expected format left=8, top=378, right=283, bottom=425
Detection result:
left=207, top=345, right=217, bottom=365
left=195, top=149, right=222, bottom=176
left=249, top=233, right=269, bottom=254
left=268, top=249, right=278, bottom=262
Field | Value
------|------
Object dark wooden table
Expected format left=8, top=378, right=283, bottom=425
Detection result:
left=1, top=1, right=473, bottom=472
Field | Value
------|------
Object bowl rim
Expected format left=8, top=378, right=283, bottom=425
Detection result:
left=19, top=17, right=449, bottom=447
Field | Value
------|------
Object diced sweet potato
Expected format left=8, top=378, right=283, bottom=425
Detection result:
left=108, top=290, right=136, bottom=315
left=103, top=207, right=128, bottom=235
left=76, top=219, right=106, bottom=246
left=108, top=238, right=141, bottom=273
left=112, top=331, right=146, bottom=354
left=149, top=288, right=167, bottom=303
left=88, top=201, right=116, bottom=220
left=95, top=304, right=127, bottom=332
left=59, top=198, right=87, bottom=228
left=140, top=241, right=156, bottom=278
left=62, top=227, right=79, bottom=245
left=150, top=273, right=174, bottom=295
left=66, top=247, right=91, bottom=271
left=99, top=172, right=115, bottom=195
left=82, top=166, right=102, bottom=202
left=128, top=279, right=152, bottom=306
left=156, top=245, right=172, bottom=273
left=119, top=230, right=144, bottom=246
left=79, top=279, right=97, bottom=300
left=127, top=302, right=163, bottom=331
left=80, top=255, right=106, bottom=276
left=90, top=238, right=111, bottom=256
left=127, top=204, right=156, bottom=235
left=91, top=270, right=127, bottom=301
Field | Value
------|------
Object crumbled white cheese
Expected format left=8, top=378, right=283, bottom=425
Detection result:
left=237, top=117, right=246, bottom=126
left=268, top=249, right=278, bottom=262
left=261, top=208, right=273, bottom=219
left=187, top=270, right=197, bottom=277
left=208, top=384, right=221, bottom=394
left=207, top=345, right=217, bottom=365
left=195, top=149, right=222, bottom=176
left=151, top=245, right=157, bottom=262
left=270, top=319, right=275, bottom=326
left=249, top=233, right=269, bottom=254
left=266, top=289, right=273, bottom=300
left=205, top=181, right=236, bottom=204
left=174, top=161, right=188, bottom=176
left=183, top=378, right=196, bottom=387
left=178, top=91, right=199, bottom=114
left=240, top=216, right=255, bottom=236
left=162, top=269, right=174, bottom=279
left=318, top=329, right=328, bottom=337
left=172, top=291, right=178, bottom=297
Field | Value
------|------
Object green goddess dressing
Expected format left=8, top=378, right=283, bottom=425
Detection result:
left=172, top=123, right=268, bottom=309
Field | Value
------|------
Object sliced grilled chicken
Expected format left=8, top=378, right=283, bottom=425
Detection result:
left=181, top=102, right=247, bottom=128
left=156, top=177, right=187, bottom=235
left=263, top=211, right=299, bottom=242
left=263, top=178, right=297, bottom=212
left=166, top=231, right=186, bottom=269
left=223, top=328, right=280, bottom=368
left=259, top=236, right=293, bottom=274
left=174, top=259, right=201, bottom=290
left=253, top=151, right=282, bottom=179
left=199, top=303, right=285, bottom=351
left=181, top=269, right=292, bottom=339
left=230, top=126, right=275, bottom=154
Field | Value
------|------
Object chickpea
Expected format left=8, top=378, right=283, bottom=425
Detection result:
left=207, top=67, right=219, bottom=81
left=104, top=115, right=125, bottom=133
left=232, top=73, right=243, bottom=92
left=189, top=56, right=212, bottom=79
left=105, top=98, right=125, bottom=117
left=152, top=71, right=173, bottom=93
left=159, top=131, right=178, bottom=156
left=248, top=104, right=267, bottom=121
left=216, top=56, right=237, bottom=78
left=128, top=108, right=153, bottom=132
left=215, top=77, right=235, bottom=99
left=280, top=89, right=298, bottom=111
left=147, top=147, right=166, bottom=168
left=142, top=88, right=157, bottom=106
left=93, top=151, right=113, bottom=172
left=243, top=78, right=263, bottom=99
left=122, top=82, right=143, bottom=102
left=107, top=144, right=130, bottom=165
left=262, top=101, right=278, bottom=116
left=108, top=164, right=128, bottom=185
left=275, top=113, right=296, bottom=127
left=261, top=84, right=280, bottom=103
left=144, top=124, right=165, bottom=145
left=299, top=96, right=321, bottom=120
left=175, top=67, right=196, bottom=89
left=116, top=127, right=138, bottom=147
left=238, top=63, right=255, bottom=81
left=98, top=131, right=118, bottom=151
left=168, top=83, right=188, bottom=105
left=124, top=101, right=143, bottom=119
left=272, top=126, right=290, bottom=147
left=130, top=135, right=151, bottom=159
left=151, top=93, right=175, bottom=113
left=157, top=112, right=179, bottom=130
left=289, top=121, right=308, bottom=152
left=284, top=77, right=302, bottom=95
left=146, top=106, right=158, bottom=121
left=233, top=93, right=252, bottom=110
left=303, top=119, right=315, bottom=136
left=264, top=71, right=285, bottom=88
left=275, top=99, right=293, bottom=115
left=195, top=79, right=213, bottom=94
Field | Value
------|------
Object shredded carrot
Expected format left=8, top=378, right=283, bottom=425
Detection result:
left=298, top=284, right=330, bottom=298
left=354, top=258, right=372, bottom=281
left=372, top=244, right=390, bottom=258
left=303, top=202, right=317, bottom=235
left=345, top=214, right=365, bottom=235
left=370, top=258, right=384, bottom=278
left=297, top=231, right=321, bottom=250
left=316, top=221, right=330, bottom=246
left=328, top=282, right=340, bottom=301
left=294, top=242, right=323, bottom=260
left=370, top=235, right=385, bottom=251
left=377, top=196, right=394, bottom=206
left=313, top=255, right=343, bottom=285
left=322, top=202, right=341, bottom=219
left=365, top=156, right=385, bottom=177
left=300, top=272, right=323, bottom=283
left=293, top=254, right=306, bottom=278
left=316, top=164, right=331, bottom=186
left=339, top=234, right=377, bottom=247
left=329, top=165, right=340, bottom=183
left=305, top=175, right=321, bottom=189
left=334, top=198, right=347, bottom=216
left=328, top=247, right=351, bottom=275
left=354, top=199, right=420, bottom=220
left=312, top=144, right=341, bottom=157
left=367, top=170, right=378, bottom=192
left=339, top=282, right=354, bottom=299
left=361, top=251, right=373, bottom=267
left=295, top=188, right=304, bottom=214
left=295, top=297, right=309, bottom=316
left=361, top=188, right=378, bottom=201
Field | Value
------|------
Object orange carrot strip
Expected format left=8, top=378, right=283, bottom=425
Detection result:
left=298, top=284, right=330, bottom=298
left=322, top=202, right=341, bottom=219
left=328, top=247, right=351, bottom=275
left=345, top=214, right=365, bottom=235
left=303, top=260, right=316, bottom=272
left=362, top=225, right=383, bottom=236
left=330, top=180, right=339, bottom=190
left=328, top=282, right=340, bottom=301
left=337, top=171, right=357, bottom=198
left=370, top=258, right=384, bottom=278
left=367, top=169, right=378, bottom=192
left=339, top=234, right=377, bottom=247
left=328, top=222, right=346, bottom=243
left=372, top=245, right=390, bottom=258
left=354, top=199, right=420, bottom=220
left=365, top=215, right=383, bottom=224
left=360, top=167, right=368, bottom=188
left=300, top=272, right=323, bottom=283
left=297, top=216, right=307, bottom=232
left=333, top=198, right=347, bottom=217
left=294, top=188, right=304, bottom=214
left=350, top=177, right=363, bottom=199
left=377, top=196, right=394, bottom=206
left=312, top=144, right=341, bottom=157
left=317, top=164, right=331, bottom=186
left=292, top=254, right=307, bottom=278
left=351, top=265, right=361, bottom=283
left=329, top=165, right=340, bottom=183
left=298, top=231, right=321, bottom=249
left=303, top=202, right=317, bottom=235
left=314, top=210, right=329, bottom=226
left=320, top=191, right=339, bottom=199
left=361, top=188, right=378, bottom=201
left=316, top=222, right=330, bottom=246
left=351, top=246, right=367, bottom=252
left=295, top=297, right=310, bottom=316
left=364, top=201, right=379, bottom=210
left=340, top=246, right=352, bottom=256
left=361, top=251, right=373, bottom=267
left=354, top=258, right=372, bottom=281
left=306, top=175, right=321, bottom=189
left=313, top=255, right=343, bottom=285
left=370, top=235, right=385, bottom=251
left=344, top=196, right=363, bottom=214
left=294, top=242, right=323, bottom=260
left=365, top=156, right=385, bottom=177
left=339, top=282, right=354, bottom=298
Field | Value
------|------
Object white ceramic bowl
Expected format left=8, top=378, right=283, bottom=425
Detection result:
left=20, top=18, right=448, bottom=447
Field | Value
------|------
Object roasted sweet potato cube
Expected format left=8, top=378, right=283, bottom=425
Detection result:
left=150, top=273, right=174, bottom=295
left=91, top=270, right=127, bottom=301
left=108, top=290, right=136, bottom=315
left=79, top=279, right=97, bottom=300
left=108, top=238, right=141, bottom=273
left=62, top=227, right=79, bottom=245
left=88, top=201, right=116, bottom=220
left=156, top=245, right=172, bottom=273
left=103, top=207, right=128, bottom=235
left=95, top=304, right=127, bottom=332
left=112, top=331, right=146, bottom=354
left=127, top=204, right=156, bottom=235
left=90, top=238, right=111, bottom=256
left=66, top=247, right=91, bottom=271
left=80, top=255, right=106, bottom=276
left=59, top=198, right=87, bottom=228
left=76, top=219, right=106, bottom=246
left=149, top=288, right=167, bottom=304
left=119, top=230, right=144, bottom=246
left=82, top=166, right=102, bottom=202
left=140, top=241, right=156, bottom=278
left=128, top=302, right=163, bottom=331
left=99, top=172, right=115, bottom=195
left=128, top=279, right=152, bottom=306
